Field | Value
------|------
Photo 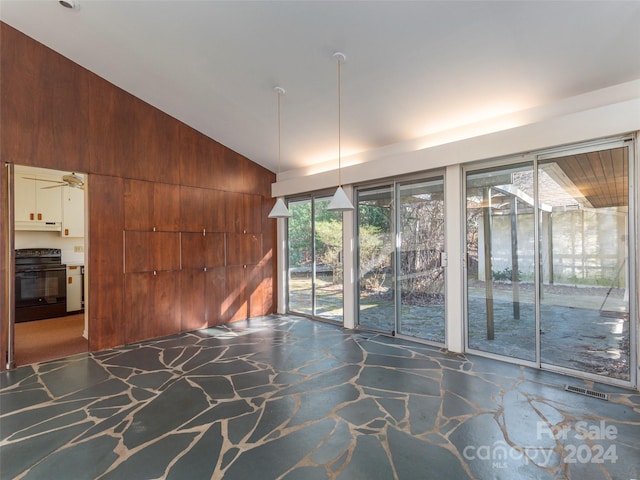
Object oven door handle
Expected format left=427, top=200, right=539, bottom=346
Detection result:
left=17, top=267, right=66, bottom=273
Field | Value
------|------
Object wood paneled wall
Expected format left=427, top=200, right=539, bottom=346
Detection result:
left=0, top=23, right=277, bottom=365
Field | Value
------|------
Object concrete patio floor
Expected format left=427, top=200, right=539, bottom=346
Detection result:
left=290, top=280, right=631, bottom=382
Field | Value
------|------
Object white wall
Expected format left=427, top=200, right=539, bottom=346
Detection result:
left=15, top=231, right=85, bottom=266
left=273, top=82, right=640, bottom=197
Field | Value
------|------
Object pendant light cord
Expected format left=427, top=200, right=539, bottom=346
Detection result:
left=277, top=90, right=282, bottom=175
left=337, top=57, right=342, bottom=187
left=274, top=86, right=285, bottom=176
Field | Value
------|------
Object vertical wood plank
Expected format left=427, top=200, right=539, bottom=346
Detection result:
left=205, top=267, right=226, bottom=326
left=0, top=23, right=89, bottom=172
left=88, top=174, right=125, bottom=350
left=153, top=183, right=180, bottom=232
left=154, top=271, right=181, bottom=338
left=88, top=74, right=135, bottom=177
left=124, top=179, right=153, bottom=231
left=180, top=186, right=205, bottom=232
left=181, top=269, right=206, bottom=332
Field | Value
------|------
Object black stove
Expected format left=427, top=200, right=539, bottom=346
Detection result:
left=15, top=248, right=67, bottom=322
left=16, top=248, right=64, bottom=270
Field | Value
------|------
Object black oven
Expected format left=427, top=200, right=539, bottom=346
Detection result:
left=15, top=248, right=67, bottom=322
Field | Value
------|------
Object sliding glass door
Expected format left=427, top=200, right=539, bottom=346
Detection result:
left=465, top=140, right=634, bottom=383
left=397, top=179, right=445, bottom=342
left=288, top=199, right=313, bottom=316
left=287, top=195, right=344, bottom=322
left=466, top=163, right=537, bottom=361
left=537, top=147, right=631, bottom=381
left=358, top=186, right=395, bottom=332
left=357, top=176, right=446, bottom=343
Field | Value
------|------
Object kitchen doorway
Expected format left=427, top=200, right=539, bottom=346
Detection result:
left=10, top=164, right=88, bottom=367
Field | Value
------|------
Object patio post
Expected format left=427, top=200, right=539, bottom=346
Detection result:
left=483, top=187, right=494, bottom=340
left=547, top=211, right=554, bottom=286
left=510, top=196, right=520, bottom=319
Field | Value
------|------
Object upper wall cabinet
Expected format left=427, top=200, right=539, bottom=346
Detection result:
left=61, top=185, right=85, bottom=237
left=181, top=232, right=225, bottom=270
left=180, top=186, right=226, bottom=233
left=124, top=179, right=180, bottom=231
left=15, top=172, right=62, bottom=230
left=225, top=192, right=262, bottom=234
left=226, top=233, right=262, bottom=267
left=124, top=231, right=181, bottom=273
left=14, top=166, right=85, bottom=234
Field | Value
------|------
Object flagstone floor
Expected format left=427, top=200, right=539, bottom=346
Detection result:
left=1, top=315, right=638, bottom=479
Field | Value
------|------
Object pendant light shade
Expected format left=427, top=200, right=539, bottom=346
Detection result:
left=327, top=52, right=354, bottom=212
left=268, top=86, right=292, bottom=218
left=269, top=197, right=291, bottom=218
left=327, top=186, right=353, bottom=211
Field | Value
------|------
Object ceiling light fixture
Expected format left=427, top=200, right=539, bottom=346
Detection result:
left=268, top=86, right=292, bottom=218
left=327, top=52, right=354, bottom=211
left=59, top=0, right=77, bottom=8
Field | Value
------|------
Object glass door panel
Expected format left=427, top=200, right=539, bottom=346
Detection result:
left=314, top=196, right=344, bottom=322
left=397, top=178, right=445, bottom=342
left=538, top=147, right=630, bottom=381
left=358, top=186, right=395, bottom=332
left=466, top=164, right=537, bottom=361
left=287, top=196, right=345, bottom=323
left=288, top=199, right=313, bottom=316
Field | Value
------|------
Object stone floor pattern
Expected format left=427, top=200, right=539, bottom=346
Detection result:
left=1, top=315, right=638, bottom=479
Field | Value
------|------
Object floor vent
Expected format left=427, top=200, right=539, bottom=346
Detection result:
left=564, top=385, right=608, bottom=401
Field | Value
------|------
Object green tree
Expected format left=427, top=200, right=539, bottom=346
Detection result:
left=288, top=201, right=312, bottom=267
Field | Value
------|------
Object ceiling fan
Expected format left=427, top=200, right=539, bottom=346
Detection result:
left=23, top=173, right=85, bottom=190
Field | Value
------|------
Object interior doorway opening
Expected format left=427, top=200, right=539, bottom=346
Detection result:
left=11, top=164, right=88, bottom=367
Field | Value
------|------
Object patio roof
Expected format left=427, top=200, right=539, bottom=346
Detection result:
left=544, top=147, right=629, bottom=209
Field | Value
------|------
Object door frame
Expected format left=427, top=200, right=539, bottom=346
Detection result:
left=5, top=163, right=89, bottom=370
left=354, top=169, right=448, bottom=346
left=462, top=135, right=637, bottom=388
left=5, top=163, right=16, bottom=369
left=285, top=191, right=346, bottom=324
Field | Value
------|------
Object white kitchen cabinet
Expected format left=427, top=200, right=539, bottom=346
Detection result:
left=62, top=185, right=85, bottom=237
left=15, top=172, right=62, bottom=228
left=66, top=265, right=83, bottom=312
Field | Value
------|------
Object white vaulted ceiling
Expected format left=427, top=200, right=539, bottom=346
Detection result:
left=1, top=1, right=639, bottom=176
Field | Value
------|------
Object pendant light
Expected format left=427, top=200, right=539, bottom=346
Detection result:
left=327, top=52, right=354, bottom=211
left=268, top=86, right=292, bottom=218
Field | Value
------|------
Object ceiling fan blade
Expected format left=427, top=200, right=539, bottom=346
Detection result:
left=22, top=176, right=65, bottom=184
left=40, top=184, right=64, bottom=189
